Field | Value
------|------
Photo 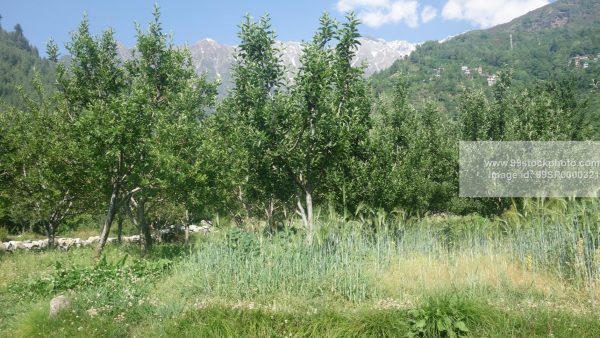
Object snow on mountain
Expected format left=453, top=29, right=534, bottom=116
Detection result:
left=117, top=37, right=417, bottom=93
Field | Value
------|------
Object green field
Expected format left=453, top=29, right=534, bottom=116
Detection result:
left=2, top=200, right=600, bottom=337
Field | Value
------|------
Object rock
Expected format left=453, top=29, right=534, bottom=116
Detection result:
left=22, top=242, right=35, bottom=250
left=189, top=224, right=212, bottom=234
left=28, top=240, right=43, bottom=249
left=39, top=239, right=49, bottom=249
left=87, top=236, right=100, bottom=243
left=4, top=241, right=14, bottom=251
left=49, top=295, right=71, bottom=318
left=7, top=241, right=24, bottom=251
left=123, top=235, right=140, bottom=243
left=0, top=242, right=6, bottom=251
left=83, top=236, right=99, bottom=246
left=54, top=237, right=86, bottom=250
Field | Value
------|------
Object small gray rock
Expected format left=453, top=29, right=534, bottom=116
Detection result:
left=49, top=295, right=71, bottom=318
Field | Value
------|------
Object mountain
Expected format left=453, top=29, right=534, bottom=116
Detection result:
left=187, top=36, right=415, bottom=81
left=370, top=0, right=600, bottom=120
left=490, top=0, right=600, bottom=32
left=0, top=23, right=54, bottom=107
left=118, top=37, right=416, bottom=94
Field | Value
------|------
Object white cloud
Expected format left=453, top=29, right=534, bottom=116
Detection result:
left=441, top=0, right=549, bottom=28
left=336, top=0, right=390, bottom=12
left=420, top=5, right=438, bottom=23
left=336, top=0, right=420, bottom=28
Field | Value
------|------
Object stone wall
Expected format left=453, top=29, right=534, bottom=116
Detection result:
left=0, top=224, right=211, bottom=252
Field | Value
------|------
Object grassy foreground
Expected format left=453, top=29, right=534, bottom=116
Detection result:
left=1, top=202, right=600, bottom=337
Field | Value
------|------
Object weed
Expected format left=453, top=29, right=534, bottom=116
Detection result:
left=407, top=293, right=483, bottom=338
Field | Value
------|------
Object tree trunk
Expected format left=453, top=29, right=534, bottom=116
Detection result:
left=237, top=185, right=250, bottom=221
left=265, top=197, right=275, bottom=230
left=297, top=197, right=308, bottom=230
left=96, top=183, right=120, bottom=257
left=305, top=189, right=314, bottom=243
left=117, top=211, right=124, bottom=244
left=184, top=209, right=190, bottom=247
left=44, top=222, right=55, bottom=249
left=138, top=198, right=152, bottom=253
left=296, top=187, right=314, bottom=243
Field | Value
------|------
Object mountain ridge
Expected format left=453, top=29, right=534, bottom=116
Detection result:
left=116, top=37, right=417, bottom=93
left=370, top=0, right=600, bottom=120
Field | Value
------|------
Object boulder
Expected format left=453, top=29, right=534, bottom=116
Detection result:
left=49, top=295, right=71, bottom=318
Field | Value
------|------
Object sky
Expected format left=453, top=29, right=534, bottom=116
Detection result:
left=1, top=0, right=552, bottom=54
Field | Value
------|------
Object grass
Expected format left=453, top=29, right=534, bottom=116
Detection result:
left=1, top=199, right=600, bottom=337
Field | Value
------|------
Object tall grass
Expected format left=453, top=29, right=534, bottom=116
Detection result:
left=3, top=198, right=600, bottom=337
left=150, top=199, right=600, bottom=313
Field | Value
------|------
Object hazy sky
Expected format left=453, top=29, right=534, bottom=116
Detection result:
left=1, top=0, right=552, bottom=54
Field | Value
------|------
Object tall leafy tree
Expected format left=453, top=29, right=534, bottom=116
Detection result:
left=459, top=72, right=589, bottom=214
left=56, top=17, right=130, bottom=255
left=56, top=7, right=215, bottom=255
left=121, top=6, right=216, bottom=252
left=1, top=74, right=90, bottom=247
left=217, top=14, right=291, bottom=225
left=364, top=75, right=456, bottom=215
left=273, top=12, right=371, bottom=241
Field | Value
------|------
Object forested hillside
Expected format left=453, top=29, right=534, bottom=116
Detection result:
left=0, top=16, right=54, bottom=107
left=370, top=0, right=600, bottom=134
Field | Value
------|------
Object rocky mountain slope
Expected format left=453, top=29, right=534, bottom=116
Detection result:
left=370, top=0, right=600, bottom=119
left=118, top=37, right=416, bottom=93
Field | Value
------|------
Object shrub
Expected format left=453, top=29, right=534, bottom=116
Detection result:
left=407, top=294, right=482, bottom=338
left=226, top=227, right=260, bottom=256
left=9, top=254, right=172, bottom=296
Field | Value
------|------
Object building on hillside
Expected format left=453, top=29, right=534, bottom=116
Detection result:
left=477, top=66, right=483, bottom=76
left=571, top=55, right=589, bottom=67
left=487, top=74, right=497, bottom=86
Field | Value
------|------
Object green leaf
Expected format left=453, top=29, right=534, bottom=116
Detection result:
left=454, top=321, right=469, bottom=332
